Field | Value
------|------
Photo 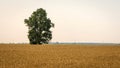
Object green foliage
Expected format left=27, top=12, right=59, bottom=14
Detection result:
left=24, top=8, right=54, bottom=44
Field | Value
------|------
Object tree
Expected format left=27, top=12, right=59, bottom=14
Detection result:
left=24, top=8, right=54, bottom=44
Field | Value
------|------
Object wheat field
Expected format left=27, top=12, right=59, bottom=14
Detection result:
left=0, top=44, right=120, bottom=68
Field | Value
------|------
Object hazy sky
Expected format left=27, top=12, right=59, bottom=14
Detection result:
left=0, top=0, right=120, bottom=43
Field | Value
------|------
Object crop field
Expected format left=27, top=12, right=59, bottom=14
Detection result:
left=0, top=44, right=120, bottom=68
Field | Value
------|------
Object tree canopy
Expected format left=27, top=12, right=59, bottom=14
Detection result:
left=24, top=8, right=54, bottom=44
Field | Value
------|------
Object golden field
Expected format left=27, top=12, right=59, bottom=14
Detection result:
left=0, top=44, right=120, bottom=68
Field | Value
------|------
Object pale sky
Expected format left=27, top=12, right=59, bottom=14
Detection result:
left=0, top=0, right=120, bottom=43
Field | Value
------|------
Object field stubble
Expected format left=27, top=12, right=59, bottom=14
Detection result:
left=0, top=44, right=120, bottom=68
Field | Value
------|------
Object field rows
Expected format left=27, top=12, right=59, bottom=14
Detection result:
left=0, top=44, right=120, bottom=68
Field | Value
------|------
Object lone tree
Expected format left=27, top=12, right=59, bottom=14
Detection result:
left=24, top=8, right=54, bottom=44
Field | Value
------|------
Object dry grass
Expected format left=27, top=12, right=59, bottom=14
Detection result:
left=0, top=44, right=120, bottom=68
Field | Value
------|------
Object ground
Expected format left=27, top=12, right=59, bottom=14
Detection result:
left=0, top=44, right=120, bottom=68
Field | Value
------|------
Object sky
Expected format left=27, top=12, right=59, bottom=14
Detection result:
left=0, top=0, right=120, bottom=43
